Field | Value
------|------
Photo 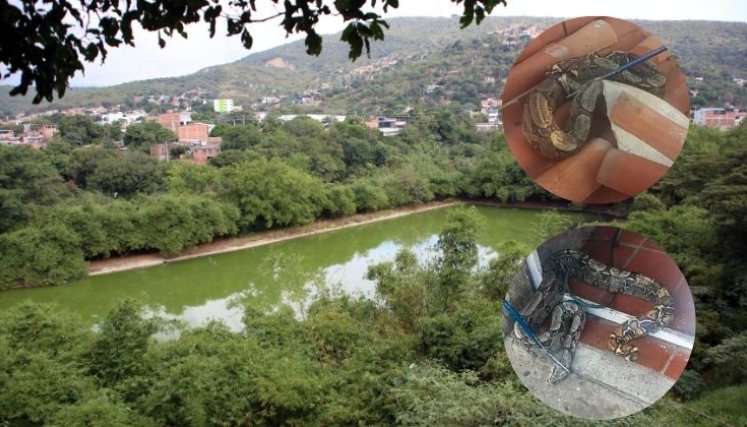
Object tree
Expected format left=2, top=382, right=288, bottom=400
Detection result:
left=66, top=145, right=119, bottom=188
left=215, top=124, right=263, bottom=151
left=123, top=121, right=176, bottom=152
left=218, top=158, right=327, bottom=230
left=433, top=206, right=484, bottom=312
left=166, top=161, right=221, bottom=194
left=0, top=146, right=66, bottom=233
left=351, top=180, right=390, bottom=212
left=85, top=299, right=159, bottom=388
left=88, top=152, right=164, bottom=197
left=54, top=114, right=105, bottom=146
left=0, top=223, right=87, bottom=288
left=1, top=0, right=506, bottom=103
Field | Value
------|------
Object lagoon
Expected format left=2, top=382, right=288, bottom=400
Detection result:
left=0, top=206, right=582, bottom=327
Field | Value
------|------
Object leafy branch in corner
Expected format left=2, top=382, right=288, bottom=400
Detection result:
left=0, top=0, right=506, bottom=104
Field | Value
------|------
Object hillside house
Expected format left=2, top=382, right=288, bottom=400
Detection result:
left=153, top=111, right=220, bottom=145
left=0, top=130, right=14, bottom=141
left=261, top=96, right=280, bottom=105
left=365, top=116, right=406, bottom=137
left=192, top=144, right=221, bottom=165
left=177, top=122, right=213, bottom=143
left=0, top=124, right=58, bottom=149
left=693, top=107, right=746, bottom=130
left=277, top=114, right=346, bottom=124
left=156, top=111, right=193, bottom=133
left=100, top=110, right=146, bottom=125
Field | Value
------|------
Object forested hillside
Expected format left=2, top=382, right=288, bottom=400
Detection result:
left=1, top=17, right=746, bottom=118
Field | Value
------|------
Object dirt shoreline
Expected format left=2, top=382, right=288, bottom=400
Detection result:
left=88, top=200, right=458, bottom=276
left=87, top=199, right=625, bottom=277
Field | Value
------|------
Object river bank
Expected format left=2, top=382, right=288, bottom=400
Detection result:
left=88, top=200, right=458, bottom=276
left=468, top=199, right=628, bottom=219
left=87, top=199, right=622, bottom=276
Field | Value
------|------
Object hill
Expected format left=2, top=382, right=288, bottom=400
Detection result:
left=1, top=17, right=745, bottom=118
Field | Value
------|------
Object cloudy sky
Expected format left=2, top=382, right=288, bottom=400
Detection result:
left=3, top=0, right=747, bottom=87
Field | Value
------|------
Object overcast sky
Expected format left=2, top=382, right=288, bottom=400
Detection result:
left=3, top=0, right=746, bottom=87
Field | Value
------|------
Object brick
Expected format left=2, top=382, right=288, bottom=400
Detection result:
left=639, top=236, right=665, bottom=252
left=626, top=253, right=682, bottom=291
left=579, top=314, right=685, bottom=374
left=662, top=70, right=692, bottom=115
left=634, top=336, right=678, bottom=373
left=569, top=278, right=613, bottom=305
left=619, top=230, right=648, bottom=247
left=579, top=316, right=618, bottom=350
left=585, top=186, right=631, bottom=204
left=535, top=138, right=612, bottom=202
left=589, top=226, right=620, bottom=243
left=663, top=349, right=692, bottom=379
left=596, top=149, right=669, bottom=197
left=606, top=294, right=659, bottom=318
left=610, top=22, right=648, bottom=53
left=559, top=17, right=605, bottom=40
left=610, top=92, right=687, bottom=162
left=671, top=299, right=696, bottom=335
left=504, top=122, right=554, bottom=179
left=630, top=35, right=669, bottom=63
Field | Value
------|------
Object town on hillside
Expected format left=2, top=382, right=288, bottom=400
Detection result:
left=2, top=96, right=743, bottom=161
left=1, top=19, right=744, bottom=156
left=0, top=100, right=419, bottom=164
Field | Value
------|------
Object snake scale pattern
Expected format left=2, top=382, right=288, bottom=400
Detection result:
left=522, top=51, right=667, bottom=159
left=512, top=249, right=675, bottom=384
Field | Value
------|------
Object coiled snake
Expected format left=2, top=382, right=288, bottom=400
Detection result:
left=512, top=249, right=675, bottom=384
left=522, top=51, right=666, bottom=159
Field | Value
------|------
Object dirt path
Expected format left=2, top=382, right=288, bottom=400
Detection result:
left=88, top=200, right=457, bottom=276
left=468, top=199, right=627, bottom=218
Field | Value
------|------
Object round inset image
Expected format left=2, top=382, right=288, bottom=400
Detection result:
left=501, top=226, right=695, bottom=420
left=501, top=17, right=690, bottom=203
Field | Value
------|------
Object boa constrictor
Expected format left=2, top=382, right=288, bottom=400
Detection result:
left=522, top=51, right=667, bottom=159
left=512, top=249, right=675, bottom=384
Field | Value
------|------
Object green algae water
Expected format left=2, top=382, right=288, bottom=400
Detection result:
left=0, top=206, right=583, bottom=327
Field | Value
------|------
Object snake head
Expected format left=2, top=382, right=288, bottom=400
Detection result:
left=608, top=334, right=640, bottom=362
left=654, top=304, right=676, bottom=326
left=622, top=345, right=640, bottom=362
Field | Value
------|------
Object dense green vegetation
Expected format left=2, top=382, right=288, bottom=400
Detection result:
left=2, top=206, right=745, bottom=425
left=626, top=124, right=747, bottom=402
left=0, top=110, right=551, bottom=289
left=1, top=109, right=745, bottom=425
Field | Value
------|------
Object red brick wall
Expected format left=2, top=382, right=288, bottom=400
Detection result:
left=157, top=112, right=182, bottom=133
left=192, top=145, right=221, bottom=165
left=178, top=123, right=209, bottom=142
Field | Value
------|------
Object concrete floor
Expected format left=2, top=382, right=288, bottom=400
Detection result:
left=504, top=334, right=676, bottom=420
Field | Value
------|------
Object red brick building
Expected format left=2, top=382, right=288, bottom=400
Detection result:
left=177, top=123, right=211, bottom=143
left=155, top=111, right=192, bottom=133
left=192, top=144, right=221, bottom=165
left=0, top=125, right=58, bottom=149
left=693, top=108, right=746, bottom=130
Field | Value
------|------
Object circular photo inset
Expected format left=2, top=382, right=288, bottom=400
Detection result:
left=501, top=226, right=695, bottom=420
left=501, top=17, right=690, bottom=204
